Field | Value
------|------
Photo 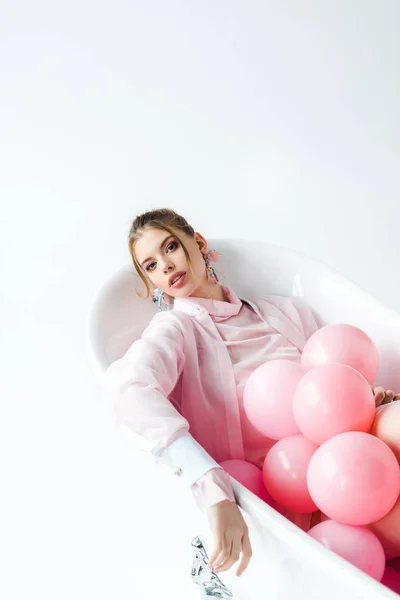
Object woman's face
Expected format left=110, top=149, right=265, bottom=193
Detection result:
left=134, top=227, right=209, bottom=298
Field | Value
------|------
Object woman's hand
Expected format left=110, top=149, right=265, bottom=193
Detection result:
left=206, top=499, right=252, bottom=577
left=372, top=386, right=400, bottom=407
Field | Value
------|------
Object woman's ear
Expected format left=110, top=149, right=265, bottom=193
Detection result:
left=194, top=232, right=208, bottom=254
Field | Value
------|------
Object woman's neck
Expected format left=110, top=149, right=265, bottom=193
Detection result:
left=189, top=283, right=229, bottom=303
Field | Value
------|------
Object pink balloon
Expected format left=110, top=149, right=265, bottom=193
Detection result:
left=301, top=324, right=379, bottom=384
left=370, top=402, right=400, bottom=463
left=293, top=363, right=376, bottom=446
left=243, top=359, right=304, bottom=440
left=262, top=435, right=319, bottom=513
left=369, top=495, right=400, bottom=559
left=381, top=566, right=400, bottom=595
left=308, top=520, right=386, bottom=581
left=307, top=431, right=400, bottom=525
left=220, top=459, right=275, bottom=506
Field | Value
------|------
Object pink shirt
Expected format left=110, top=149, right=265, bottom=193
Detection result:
left=185, top=287, right=311, bottom=529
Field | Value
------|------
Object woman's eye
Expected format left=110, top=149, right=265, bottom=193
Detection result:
left=146, top=241, right=178, bottom=271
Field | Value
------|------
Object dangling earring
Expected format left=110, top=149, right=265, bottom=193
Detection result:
left=152, top=288, right=173, bottom=311
left=203, top=249, right=220, bottom=283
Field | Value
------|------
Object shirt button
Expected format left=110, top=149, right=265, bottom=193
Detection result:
left=173, top=467, right=182, bottom=476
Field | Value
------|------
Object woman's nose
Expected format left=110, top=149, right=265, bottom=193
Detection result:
left=163, top=262, right=174, bottom=273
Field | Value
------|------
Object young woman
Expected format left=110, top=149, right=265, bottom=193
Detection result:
left=104, top=208, right=399, bottom=579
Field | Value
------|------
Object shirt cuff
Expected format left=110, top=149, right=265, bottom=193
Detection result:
left=191, top=467, right=236, bottom=512
left=156, top=432, right=224, bottom=486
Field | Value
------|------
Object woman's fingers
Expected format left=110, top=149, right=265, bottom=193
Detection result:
left=236, top=529, right=253, bottom=577
left=207, top=540, right=225, bottom=571
left=373, top=387, right=399, bottom=406
left=373, top=386, right=386, bottom=406
left=381, top=390, right=395, bottom=405
left=213, top=537, right=234, bottom=572
left=214, top=535, right=241, bottom=573
left=230, top=534, right=242, bottom=573
left=213, top=531, right=251, bottom=577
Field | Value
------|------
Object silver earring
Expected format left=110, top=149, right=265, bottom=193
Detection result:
left=204, top=249, right=219, bottom=283
left=152, top=288, right=172, bottom=311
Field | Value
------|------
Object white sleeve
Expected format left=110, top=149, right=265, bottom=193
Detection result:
left=157, top=430, right=225, bottom=486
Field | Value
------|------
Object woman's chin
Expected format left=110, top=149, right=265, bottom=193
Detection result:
left=172, top=286, right=191, bottom=297
left=169, top=275, right=196, bottom=297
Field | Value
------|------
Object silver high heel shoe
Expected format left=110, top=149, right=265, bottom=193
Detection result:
left=191, top=536, right=234, bottom=599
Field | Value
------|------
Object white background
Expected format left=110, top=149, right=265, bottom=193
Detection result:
left=1, top=1, right=399, bottom=598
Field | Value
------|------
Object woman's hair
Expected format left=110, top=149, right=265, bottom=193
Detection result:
left=128, top=208, right=197, bottom=299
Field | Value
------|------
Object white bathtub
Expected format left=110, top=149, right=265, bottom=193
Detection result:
left=86, top=239, right=400, bottom=600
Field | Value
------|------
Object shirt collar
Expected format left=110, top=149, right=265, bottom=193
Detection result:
left=174, top=285, right=242, bottom=318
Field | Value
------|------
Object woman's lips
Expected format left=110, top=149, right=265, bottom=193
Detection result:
left=170, top=273, right=186, bottom=288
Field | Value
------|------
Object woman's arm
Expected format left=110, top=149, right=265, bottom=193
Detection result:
left=103, top=312, right=189, bottom=456
left=103, top=312, right=233, bottom=495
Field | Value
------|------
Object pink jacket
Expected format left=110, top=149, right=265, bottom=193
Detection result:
left=103, top=289, right=319, bottom=515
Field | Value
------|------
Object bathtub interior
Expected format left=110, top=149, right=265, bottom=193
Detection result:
left=86, top=239, right=400, bottom=599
